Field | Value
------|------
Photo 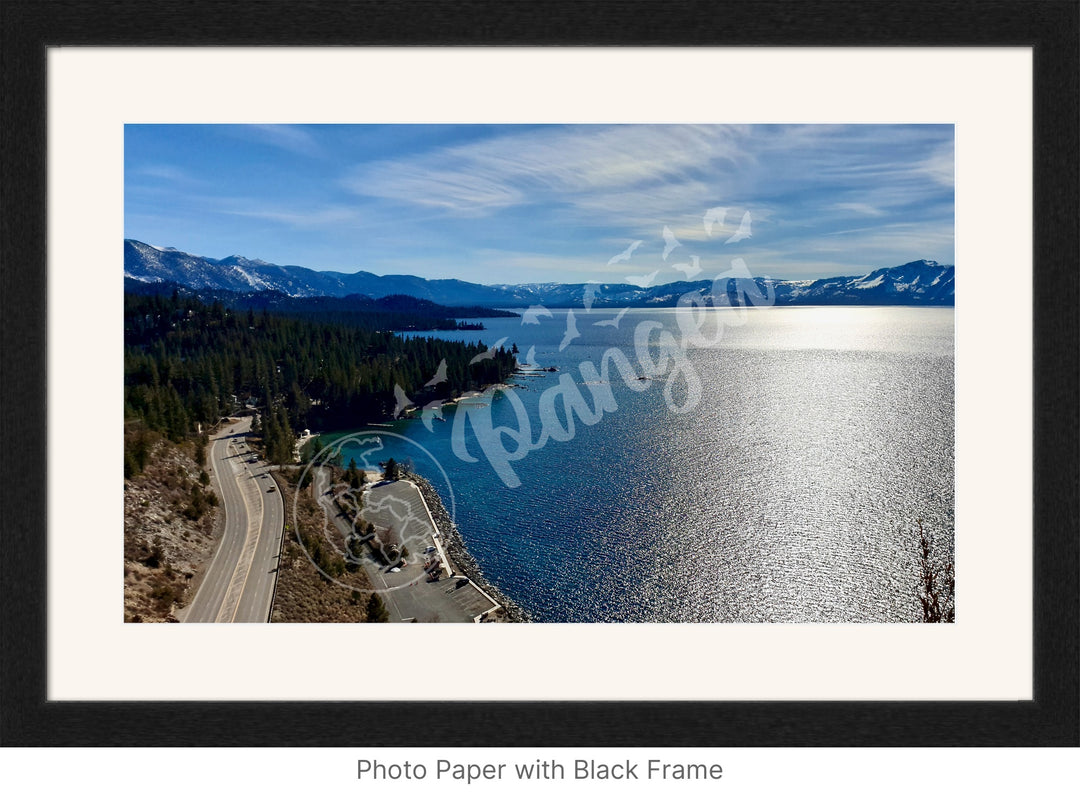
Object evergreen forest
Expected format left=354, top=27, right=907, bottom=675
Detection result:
left=124, top=291, right=517, bottom=473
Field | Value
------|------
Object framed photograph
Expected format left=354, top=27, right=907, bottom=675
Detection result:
left=2, top=1, right=1076, bottom=747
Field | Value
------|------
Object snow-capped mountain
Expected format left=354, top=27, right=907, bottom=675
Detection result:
left=770, top=260, right=954, bottom=305
left=124, top=240, right=954, bottom=307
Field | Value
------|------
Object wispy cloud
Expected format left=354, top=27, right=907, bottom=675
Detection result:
left=919, top=143, right=955, bottom=187
left=239, top=124, right=323, bottom=157
left=831, top=202, right=885, bottom=217
left=341, top=125, right=748, bottom=214
left=223, top=204, right=359, bottom=228
left=133, top=164, right=205, bottom=187
left=805, top=221, right=955, bottom=255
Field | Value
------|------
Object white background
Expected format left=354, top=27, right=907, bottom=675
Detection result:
left=17, top=47, right=1065, bottom=799
left=2, top=747, right=1076, bottom=800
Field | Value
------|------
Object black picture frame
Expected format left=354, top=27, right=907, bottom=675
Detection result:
left=1, top=0, right=1076, bottom=747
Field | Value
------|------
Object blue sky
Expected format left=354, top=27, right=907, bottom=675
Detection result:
left=125, top=124, right=954, bottom=284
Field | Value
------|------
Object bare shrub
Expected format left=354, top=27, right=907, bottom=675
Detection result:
left=915, top=520, right=955, bottom=623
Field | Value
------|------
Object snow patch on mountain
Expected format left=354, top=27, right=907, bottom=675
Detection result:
left=124, top=240, right=954, bottom=307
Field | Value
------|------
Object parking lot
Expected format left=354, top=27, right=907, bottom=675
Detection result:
left=316, top=472, right=500, bottom=623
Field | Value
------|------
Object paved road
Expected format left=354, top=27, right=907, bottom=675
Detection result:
left=182, top=417, right=284, bottom=623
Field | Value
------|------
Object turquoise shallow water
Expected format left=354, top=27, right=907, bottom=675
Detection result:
left=325, top=306, right=954, bottom=623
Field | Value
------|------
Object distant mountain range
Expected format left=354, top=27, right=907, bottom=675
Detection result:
left=124, top=239, right=954, bottom=307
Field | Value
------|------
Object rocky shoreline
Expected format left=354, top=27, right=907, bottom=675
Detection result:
left=407, top=471, right=531, bottom=623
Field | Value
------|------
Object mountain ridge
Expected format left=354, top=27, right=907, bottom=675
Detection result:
left=124, top=239, right=954, bottom=307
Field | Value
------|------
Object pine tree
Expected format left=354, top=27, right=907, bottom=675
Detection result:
left=366, top=593, right=390, bottom=623
left=383, top=458, right=399, bottom=481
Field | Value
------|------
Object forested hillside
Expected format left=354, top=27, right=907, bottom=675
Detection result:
left=123, top=277, right=517, bottom=330
left=124, top=292, right=517, bottom=470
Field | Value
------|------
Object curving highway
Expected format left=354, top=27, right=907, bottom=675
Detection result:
left=182, top=417, right=284, bottom=623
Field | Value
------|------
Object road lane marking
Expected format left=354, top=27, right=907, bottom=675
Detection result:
left=236, top=470, right=284, bottom=622
left=215, top=459, right=263, bottom=622
left=184, top=429, right=246, bottom=622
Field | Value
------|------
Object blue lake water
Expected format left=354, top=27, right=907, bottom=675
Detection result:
left=327, top=306, right=954, bottom=623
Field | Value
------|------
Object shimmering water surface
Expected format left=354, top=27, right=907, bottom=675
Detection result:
left=331, top=307, right=954, bottom=622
